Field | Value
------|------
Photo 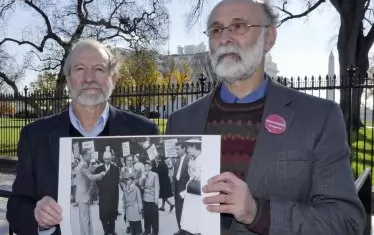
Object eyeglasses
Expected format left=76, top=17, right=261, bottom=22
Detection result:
left=204, top=22, right=269, bottom=38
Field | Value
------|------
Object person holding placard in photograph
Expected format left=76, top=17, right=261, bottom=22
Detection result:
left=140, top=160, right=160, bottom=235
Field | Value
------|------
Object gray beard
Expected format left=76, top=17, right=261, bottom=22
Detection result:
left=210, top=31, right=266, bottom=84
left=67, top=80, right=114, bottom=106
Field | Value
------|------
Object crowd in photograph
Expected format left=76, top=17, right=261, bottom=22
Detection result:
left=71, top=137, right=202, bottom=235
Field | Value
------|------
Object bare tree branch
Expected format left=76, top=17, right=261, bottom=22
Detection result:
left=0, top=0, right=15, bottom=19
left=276, top=0, right=326, bottom=27
left=25, top=1, right=67, bottom=47
left=0, top=48, right=30, bottom=94
left=185, top=0, right=207, bottom=31
left=0, top=0, right=170, bottom=94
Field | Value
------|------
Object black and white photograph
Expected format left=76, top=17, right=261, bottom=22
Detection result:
left=58, top=135, right=220, bottom=235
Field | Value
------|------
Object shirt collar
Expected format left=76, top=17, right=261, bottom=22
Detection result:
left=68, top=102, right=110, bottom=134
left=220, top=75, right=269, bottom=103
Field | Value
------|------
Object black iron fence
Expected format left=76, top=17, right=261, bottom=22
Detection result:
left=1, top=72, right=374, bottom=181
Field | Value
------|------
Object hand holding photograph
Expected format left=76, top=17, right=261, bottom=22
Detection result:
left=58, top=135, right=220, bottom=235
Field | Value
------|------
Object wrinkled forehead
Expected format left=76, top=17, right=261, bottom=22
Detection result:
left=207, top=0, right=263, bottom=27
left=70, top=44, right=110, bottom=65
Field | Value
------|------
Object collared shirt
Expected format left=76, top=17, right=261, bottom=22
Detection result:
left=220, top=77, right=268, bottom=103
left=105, top=164, right=111, bottom=171
left=176, top=154, right=187, bottom=181
left=68, top=102, right=110, bottom=137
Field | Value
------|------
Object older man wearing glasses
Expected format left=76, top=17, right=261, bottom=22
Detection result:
left=165, top=0, right=366, bottom=234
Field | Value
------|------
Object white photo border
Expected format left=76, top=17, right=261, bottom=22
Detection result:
left=58, top=134, right=221, bottom=235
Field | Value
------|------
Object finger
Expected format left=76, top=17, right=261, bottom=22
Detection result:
left=206, top=204, right=234, bottom=214
left=209, top=172, right=241, bottom=185
left=37, top=209, right=58, bottom=226
left=203, top=193, right=234, bottom=205
left=43, top=202, right=62, bottom=219
left=42, top=197, right=62, bottom=214
left=47, top=200, right=63, bottom=214
left=40, top=204, right=62, bottom=222
left=203, top=182, right=233, bottom=194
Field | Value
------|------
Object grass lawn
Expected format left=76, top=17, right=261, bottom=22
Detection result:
left=0, top=118, right=31, bottom=157
left=351, top=126, right=374, bottom=184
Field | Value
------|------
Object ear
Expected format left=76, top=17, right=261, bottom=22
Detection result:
left=264, top=26, right=277, bottom=53
left=66, top=76, right=72, bottom=90
left=111, top=74, right=119, bottom=85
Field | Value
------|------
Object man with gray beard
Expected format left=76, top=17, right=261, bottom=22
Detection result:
left=166, top=0, right=365, bottom=234
left=7, top=39, right=159, bottom=235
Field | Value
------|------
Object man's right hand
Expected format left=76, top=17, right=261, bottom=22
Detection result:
left=34, top=196, right=62, bottom=229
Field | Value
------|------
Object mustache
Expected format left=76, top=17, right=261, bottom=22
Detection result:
left=78, top=82, right=101, bottom=91
left=214, top=45, right=243, bottom=62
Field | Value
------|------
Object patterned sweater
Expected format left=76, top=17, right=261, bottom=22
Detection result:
left=205, top=85, right=270, bottom=234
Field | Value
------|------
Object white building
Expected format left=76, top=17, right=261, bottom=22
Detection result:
left=182, top=42, right=207, bottom=54
left=264, top=53, right=279, bottom=79
left=177, top=45, right=183, bottom=55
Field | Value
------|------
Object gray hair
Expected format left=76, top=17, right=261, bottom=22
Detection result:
left=207, top=0, right=279, bottom=28
left=261, top=1, right=278, bottom=26
left=63, top=39, right=121, bottom=77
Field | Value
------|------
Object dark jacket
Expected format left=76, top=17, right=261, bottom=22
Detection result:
left=6, top=105, right=159, bottom=235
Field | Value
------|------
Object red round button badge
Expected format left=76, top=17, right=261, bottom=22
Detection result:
left=264, top=114, right=286, bottom=134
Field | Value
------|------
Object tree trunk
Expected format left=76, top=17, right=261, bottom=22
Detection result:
left=352, top=88, right=365, bottom=129
left=337, top=37, right=356, bottom=127
left=339, top=57, right=366, bottom=130
left=0, top=72, right=20, bottom=95
left=336, top=2, right=366, bottom=129
left=53, top=68, right=67, bottom=114
left=56, top=72, right=66, bottom=94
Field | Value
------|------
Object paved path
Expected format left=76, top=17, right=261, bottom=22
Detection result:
left=0, top=173, right=14, bottom=191
left=70, top=190, right=179, bottom=235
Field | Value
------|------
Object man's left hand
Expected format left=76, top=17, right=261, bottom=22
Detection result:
left=202, top=172, right=257, bottom=225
